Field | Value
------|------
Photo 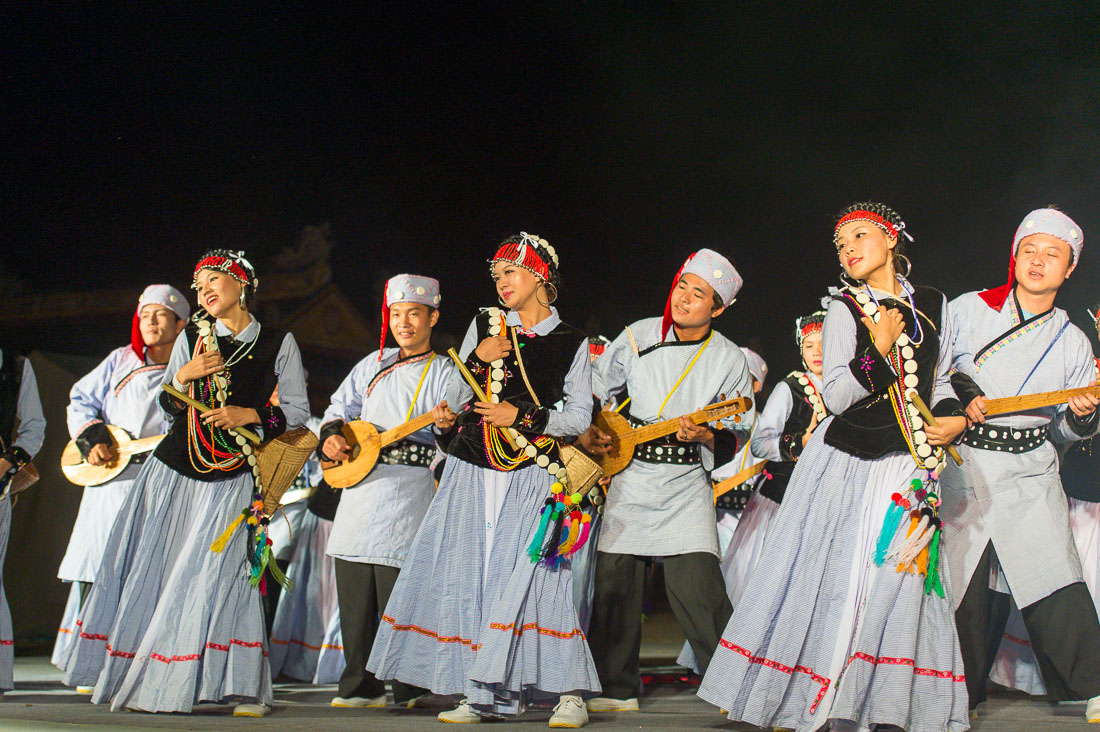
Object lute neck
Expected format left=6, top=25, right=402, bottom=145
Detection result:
left=984, top=383, right=1100, bottom=417
left=379, top=412, right=436, bottom=446
left=629, top=403, right=742, bottom=444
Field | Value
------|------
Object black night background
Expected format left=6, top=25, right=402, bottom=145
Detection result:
left=1, top=2, right=1099, bottom=649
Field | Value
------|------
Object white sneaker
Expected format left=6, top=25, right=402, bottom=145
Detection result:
left=233, top=702, right=272, bottom=717
left=585, top=696, right=639, bottom=712
left=438, top=699, right=482, bottom=723
left=549, top=695, right=588, bottom=728
left=75, top=686, right=94, bottom=695
left=331, top=694, right=388, bottom=708
left=1086, top=694, right=1100, bottom=722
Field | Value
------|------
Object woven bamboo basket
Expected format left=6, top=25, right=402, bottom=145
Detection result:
left=255, top=426, right=318, bottom=515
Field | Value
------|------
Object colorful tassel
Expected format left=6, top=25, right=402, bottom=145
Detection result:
left=873, top=498, right=906, bottom=566
left=266, top=549, right=294, bottom=591
left=571, top=514, right=593, bottom=554
left=924, top=528, right=944, bottom=597
left=540, top=508, right=564, bottom=559
left=527, top=499, right=554, bottom=562
left=558, top=511, right=583, bottom=555
left=209, top=510, right=247, bottom=553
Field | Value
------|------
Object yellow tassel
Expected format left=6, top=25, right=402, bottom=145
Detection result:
left=210, top=512, right=246, bottom=553
left=915, top=542, right=930, bottom=576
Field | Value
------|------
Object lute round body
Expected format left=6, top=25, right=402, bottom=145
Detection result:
left=320, top=420, right=382, bottom=488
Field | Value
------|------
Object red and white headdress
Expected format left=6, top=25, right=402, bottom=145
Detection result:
left=488, top=232, right=560, bottom=289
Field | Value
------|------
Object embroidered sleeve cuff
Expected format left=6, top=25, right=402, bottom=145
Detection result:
left=711, top=428, right=738, bottom=467
left=1068, top=407, right=1100, bottom=437
left=0, top=446, right=30, bottom=472
left=950, top=371, right=985, bottom=407
left=256, top=406, right=287, bottom=440
left=317, top=419, right=345, bottom=460
left=511, top=400, right=549, bottom=434
left=848, top=345, right=894, bottom=393
left=932, top=398, right=966, bottom=420
left=75, top=422, right=114, bottom=459
left=779, top=432, right=804, bottom=461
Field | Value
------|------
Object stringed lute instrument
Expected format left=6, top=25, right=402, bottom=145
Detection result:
left=321, top=413, right=436, bottom=488
left=982, top=383, right=1100, bottom=417
left=593, top=397, right=752, bottom=476
left=60, top=425, right=166, bottom=487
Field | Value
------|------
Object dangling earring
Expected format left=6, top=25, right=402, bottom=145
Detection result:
left=239, top=287, right=248, bottom=309
left=535, top=282, right=557, bottom=307
left=838, top=271, right=861, bottom=289
left=498, top=295, right=508, bottom=307
left=894, top=254, right=913, bottom=279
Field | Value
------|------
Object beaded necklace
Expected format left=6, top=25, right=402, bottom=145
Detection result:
left=844, top=285, right=948, bottom=597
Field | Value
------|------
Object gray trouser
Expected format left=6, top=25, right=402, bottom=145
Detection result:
left=587, top=551, right=732, bottom=699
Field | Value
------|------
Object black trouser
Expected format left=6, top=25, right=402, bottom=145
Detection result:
left=334, top=558, right=424, bottom=701
left=955, top=542, right=1100, bottom=707
left=587, top=551, right=733, bottom=700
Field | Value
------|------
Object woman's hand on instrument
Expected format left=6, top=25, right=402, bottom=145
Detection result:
left=432, top=400, right=458, bottom=432
left=474, top=334, right=512, bottom=363
left=86, top=443, right=117, bottom=466
left=925, top=415, right=967, bottom=446
left=862, top=306, right=905, bottom=357
left=965, top=396, right=987, bottom=425
left=1068, top=381, right=1099, bottom=419
left=474, top=399, right=518, bottom=427
left=577, top=424, right=612, bottom=456
left=676, top=416, right=714, bottom=450
left=176, top=352, right=225, bottom=386
left=202, top=405, right=260, bottom=430
left=323, top=434, right=352, bottom=461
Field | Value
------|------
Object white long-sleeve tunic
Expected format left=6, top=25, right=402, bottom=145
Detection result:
left=324, top=348, right=454, bottom=567
left=59, top=346, right=169, bottom=582
left=939, top=290, right=1099, bottom=608
left=594, top=316, right=755, bottom=557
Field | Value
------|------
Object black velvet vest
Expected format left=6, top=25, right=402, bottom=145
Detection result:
left=759, top=374, right=819, bottom=504
left=155, top=320, right=288, bottom=480
left=823, top=285, right=959, bottom=460
left=443, top=310, right=587, bottom=469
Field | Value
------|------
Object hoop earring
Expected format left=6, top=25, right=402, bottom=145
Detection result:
left=536, top=283, right=558, bottom=307
left=894, top=254, right=913, bottom=279
left=838, top=271, right=861, bottom=289
left=498, top=295, right=508, bottom=307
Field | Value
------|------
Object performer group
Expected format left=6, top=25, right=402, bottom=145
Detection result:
left=0, top=203, right=1095, bottom=731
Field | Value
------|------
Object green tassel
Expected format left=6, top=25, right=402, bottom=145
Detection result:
left=924, top=528, right=944, bottom=598
left=266, top=547, right=294, bottom=592
left=526, top=502, right=554, bottom=563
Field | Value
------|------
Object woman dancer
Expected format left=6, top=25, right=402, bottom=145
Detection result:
left=367, top=232, right=599, bottom=728
left=724, top=310, right=829, bottom=607
left=698, top=203, right=970, bottom=732
left=61, top=250, right=309, bottom=717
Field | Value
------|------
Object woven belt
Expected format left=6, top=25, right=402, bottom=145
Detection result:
left=962, top=423, right=1049, bottom=454
left=378, top=439, right=434, bottom=468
